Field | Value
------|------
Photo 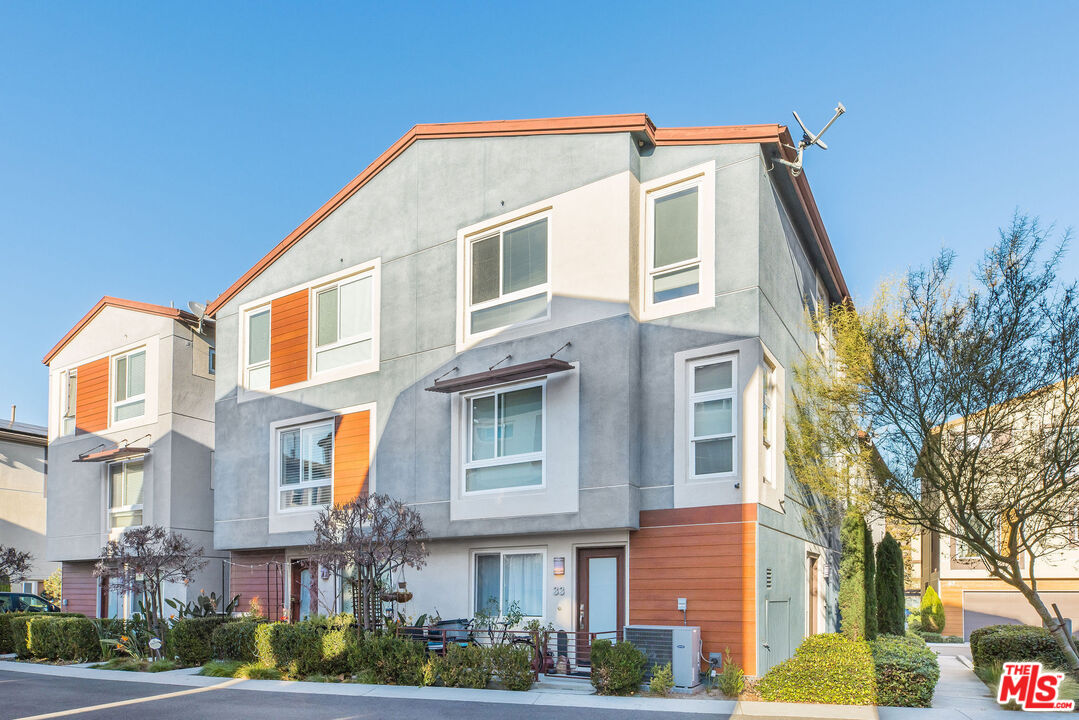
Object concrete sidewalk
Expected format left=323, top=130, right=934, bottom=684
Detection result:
left=0, top=660, right=1022, bottom=719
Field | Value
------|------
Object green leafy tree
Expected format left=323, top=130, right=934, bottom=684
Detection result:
left=0, top=546, right=33, bottom=586
left=787, top=215, right=1079, bottom=672
left=41, top=568, right=62, bottom=603
left=875, top=533, right=905, bottom=635
left=839, top=510, right=869, bottom=639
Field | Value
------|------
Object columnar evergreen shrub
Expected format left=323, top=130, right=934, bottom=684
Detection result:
left=757, top=633, right=875, bottom=705
left=590, top=639, right=647, bottom=696
left=171, top=617, right=233, bottom=666
left=875, top=533, right=906, bottom=636
left=839, top=510, right=869, bottom=639
left=919, top=585, right=945, bottom=634
left=871, top=634, right=940, bottom=707
left=864, top=523, right=878, bottom=640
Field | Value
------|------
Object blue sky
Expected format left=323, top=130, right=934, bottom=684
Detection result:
left=2, top=2, right=1077, bottom=425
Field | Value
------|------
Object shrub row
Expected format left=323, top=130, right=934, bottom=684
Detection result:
left=211, top=619, right=266, bottom=662
left=0, top=612, right=83, bottom=654
left=910, top=630, right=963, bottom=643
left=970, top=624, right=1069, bottom=670
left=758, top=633, right=876, bottom=705
left=10, top=615, right=99, bottom=661
left=171, top=616, right=236, bottom=666
left=871, top=634, right=940, bottom=707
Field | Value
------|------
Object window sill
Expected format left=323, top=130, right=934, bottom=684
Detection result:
left=639, top=291, right=715, bottom=322
left=238, top=360, right=380, bottom=401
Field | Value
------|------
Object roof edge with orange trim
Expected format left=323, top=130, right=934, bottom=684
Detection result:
left=43, top=297, right=197, bottom=365
left=206, top=113, right=848, bottom=316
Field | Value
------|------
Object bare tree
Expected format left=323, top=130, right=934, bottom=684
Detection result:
left=0, top=546, right=33, bottom=585
left=308, top=493, right=429, bottom=633
left=94, top=526, right=207, bottom=656
left=789, top=215, right=1079, bottom=671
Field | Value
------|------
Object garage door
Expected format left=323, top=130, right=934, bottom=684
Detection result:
left=963, top=591, right=1079, bottom=639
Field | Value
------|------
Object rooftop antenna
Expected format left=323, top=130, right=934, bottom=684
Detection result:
left=187, top=301, right=215, bottom=335
left=774, top=102, right=846, bottom=177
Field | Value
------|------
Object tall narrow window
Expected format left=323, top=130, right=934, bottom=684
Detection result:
left=108, top=459, right=144, bottom=529
left=61, top=369, right=77, bottom=436
left=246, top=308, right=270, bottom=390
left=278, top=421, right=333, bottom=509
left=689, top=357, right=737, bottom=477
left=762, top=360, right=776, bottom=484
left=465, top=384, right=544, bottom=492
left=313, top=273, right=374, bottom=374
left=473, top=550, right=543, bottom=617
left=468, top=218, right=549, bottom=334
left=112, top=349, right=146, bottom=422
left=650, top=186, right=700, bottom=303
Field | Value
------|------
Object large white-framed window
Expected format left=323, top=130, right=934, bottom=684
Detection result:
left=688, top=355, right=737, bottom=478
left=108, top=459, right=144, bottom=529
left=641, top=162, right=715, bottom=319
left=111, top=348, right=146, bottom=423
left=472, top=548, right=544, bottom=617
left=466, top=214, right=550, bottom=337
left=762, top=358, right=777, bottom=485
left=464, top=382, right=545, bottom=494
left=311, top=271, right=375, bottom=376
left=244, top=306, right=271, bottom=391
left=277, top=420, right=334, bottom=511
left=60, top=368, right=77, bottom=436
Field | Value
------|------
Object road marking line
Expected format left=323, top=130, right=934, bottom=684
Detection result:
left=14, top=677, right=245, bottom=719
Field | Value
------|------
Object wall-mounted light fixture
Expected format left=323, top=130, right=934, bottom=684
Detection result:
left=553, top=557, right=565, bottom=576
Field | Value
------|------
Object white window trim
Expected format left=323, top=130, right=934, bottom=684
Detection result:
left=687, top=354, right=739, bottom=481
left=469, top=546, right=547, bottom=619
left=461, top=379, right=547, bottom=497
left=111, top=347, right=148, bottom=424
left=308, top=268, right=379, bottom=381
left=242, top=305, right=272, bottom=390
left=640, top=161, right=716, bottom=321
left=236, top=259, right=381, bottom=399
left=107, top=459, right=145, bottom=531
left=275, top=418, right=335, bottom=514
left=267, top=403, right=377, bottom=522
left=458, top=206, right=553, bottom=348
left=60, top=368, right=77, bottom=437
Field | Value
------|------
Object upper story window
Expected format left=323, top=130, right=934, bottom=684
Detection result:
left=278, top=420, right=333, bottom=510
left=108, top=459, right=144, bottom=529
left=208, top=347, right=216, bottom=375
left=468, top=217, right=549, bottom=336
left=688, top=355, right=737, bottom=478
left=762, top=359, right=776, bottom=484
left=313, top=273, right=374, bottom=375
left=60, top=369, right=77, bottom=436
left=245, top=308, right=271, bottom=391
left=112, top=349, right=146, bottom=422
left=465, top=383, right=544, bottom=493
left=641, top=163, right=716, bottom=320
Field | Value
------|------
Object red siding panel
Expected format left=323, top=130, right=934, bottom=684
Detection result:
left=61, top=562, right=98, bottom=617
left=229, top=549, right=287, bottom=619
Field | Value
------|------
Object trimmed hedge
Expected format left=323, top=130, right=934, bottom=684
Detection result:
left=590, top=639, right=647, bottom=696
left=352, top=632, right=426, bottom=685
left=0, top=612, right=83, bottom=654
left=14, top=616, right=100, bottom=661
left=871, top=634, right=940, bottom=707
left=255, top=618, right=360, bottom=677
left=172, top=617, right=234, bottom=666
left=971, top=624, right=1068, bottom=670
left=758, top=633, right=876, bottom=705
left=489, top=644, right=534, bottom=691
left=211, top=619, right=265, bottom=662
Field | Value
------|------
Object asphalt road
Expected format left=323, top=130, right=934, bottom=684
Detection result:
left=0, top=670, right=726, bottom=720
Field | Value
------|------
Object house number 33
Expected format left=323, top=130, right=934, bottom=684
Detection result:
left=552, top=586, right=566, bottom=596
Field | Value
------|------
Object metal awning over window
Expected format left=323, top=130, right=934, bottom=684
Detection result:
left=425, top=358, right=574, bottom=394
left=74, top=446, right=150, bottom=463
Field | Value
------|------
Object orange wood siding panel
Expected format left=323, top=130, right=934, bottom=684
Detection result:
left=269, top=290, right=308, bottom=388
left=74, top=357, right=110, bottom=434
left=61, top=562, right=98, bottom=617
left=629, top=504, right=758, bottom=675
left=334, top=410, right=371, bottom=503
left=229, top=549, right=287, bottom=618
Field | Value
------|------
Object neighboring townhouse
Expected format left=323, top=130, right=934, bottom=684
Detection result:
left=42, top=297, right=222, bottom=617
left=209, top=113, right=850, bottom=676
left=0, top=414, right=57, bottom=594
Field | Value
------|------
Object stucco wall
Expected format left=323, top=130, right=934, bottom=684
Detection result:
left=0, top=434, right=56, bottom=583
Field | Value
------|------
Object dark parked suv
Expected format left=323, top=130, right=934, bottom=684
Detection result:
left=0, top=592, right=59, bottom=613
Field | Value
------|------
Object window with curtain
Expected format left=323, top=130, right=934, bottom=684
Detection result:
left=279, top=421, right=333, bottom=509
left=465, top=384, right=543, bottom=492
left=112, top=349, right=146, bottom=422
left=468, top=218, right=549, bottom=334
left=762, top=360, right=776, bottom=484
left=61, top=369, right=77, bottom=435
left=689, top=357, right=736, bottom=477
left=648, top=184, right=700, bottom=304
left=246, top=308, right=271, bottom=390
left=313, top=273, right=375, bottom=374
left=473, top=551, right=543, bottom=617
left=108, top=459, right=144, bottom=528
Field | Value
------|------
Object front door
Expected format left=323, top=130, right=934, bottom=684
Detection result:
left=807, top=554, right=819, bottom=635
left=762, top=599, right=791, bottom=674
left=576, top=547, right=625, bottom=664
left=290, top=559, right=314, bottom=622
